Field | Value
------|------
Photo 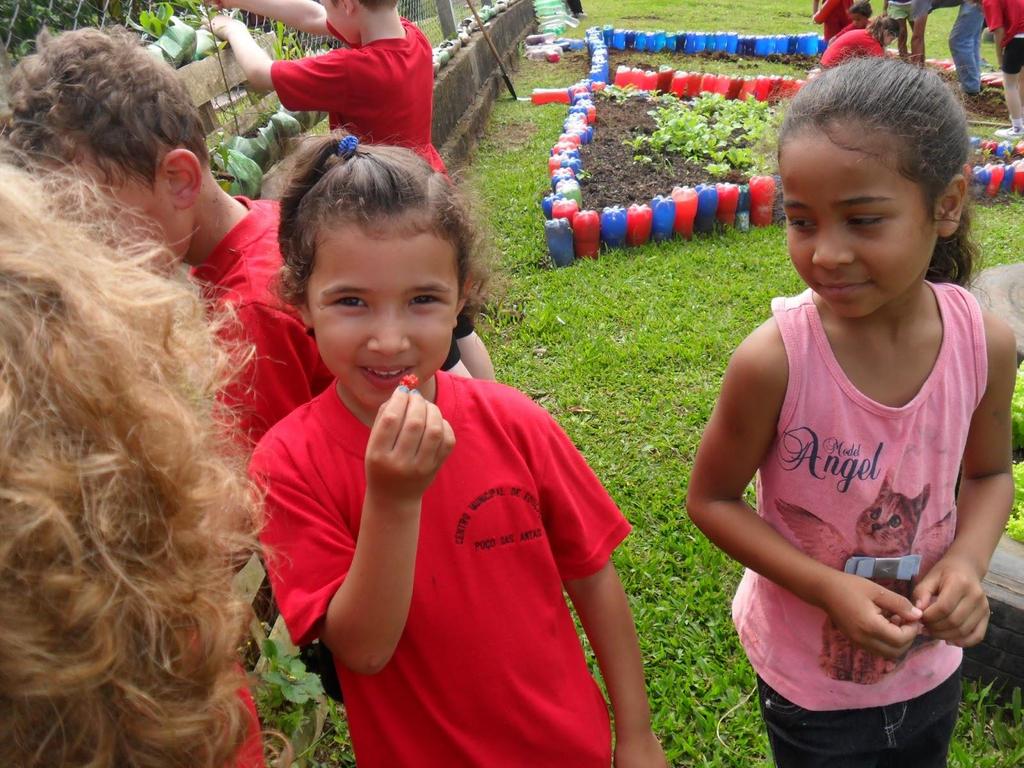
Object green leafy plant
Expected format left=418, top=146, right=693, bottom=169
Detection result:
left=1009, top=463, right=1024, bottom=543
left=628, top=93, right=776, bottom=176
left=131, top=2, right=174, bottom=38
left=254, top=638, right=325, bottom=741
left=1012, top=370, right=1024, bottom=452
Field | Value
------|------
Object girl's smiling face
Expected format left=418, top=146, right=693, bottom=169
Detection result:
left=779, top=127, right=964, bottom=321
left=303, top=225, right=464, bottom=426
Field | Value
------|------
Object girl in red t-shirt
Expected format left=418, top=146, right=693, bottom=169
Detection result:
left=253, top=133, right=667, bottom=767
left=0, top=162, right=265, bottom=768
left=821, top=15, right=900, bottom=66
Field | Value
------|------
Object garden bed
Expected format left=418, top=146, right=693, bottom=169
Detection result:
left=578, top=97, right=750, bottom=210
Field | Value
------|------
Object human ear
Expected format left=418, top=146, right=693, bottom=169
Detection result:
left=158, top=149, right=204, bottom=210
left=934, top=174, right=967, bottom=238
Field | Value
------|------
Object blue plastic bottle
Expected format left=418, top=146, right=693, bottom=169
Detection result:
left=995, top=143, right=1010, bottom=158
left=1003, top=163, right=1016, bottom=192
left=664, top=33, right=676, bottom=51
left=541, top=193, right=559, bottom=220
left=600, top=206, right=628, bottom=248
left=972, top=165, right=990, bottom=190
left=683, top=32, right=696, bottom=54
left=787, top=35, right=798, bottom=54
left=625, top=30, right=636, bottom=48
left=613, top=29, right=626, bottom=49
left=654, top=30, right=666, bottom=51
left=650, top=195, right=677, bottom=242
left=545, top=218, right=575, bottom=268
left=603, top=25, right=613, bottom=47
left=635, top=31, right=647, bottom=50
left=818, top=36, right=827, bottom=54
left=754, top=36, right=768, bottom=56
left=969, top=136, right=982, bottom=149
left=735, top=184, right=751, bottom=232
left=727, top=32, right=739, bottom=54
left=716, top=31, right=729, bottom=51
left=694, top=184, right=719, bottom=234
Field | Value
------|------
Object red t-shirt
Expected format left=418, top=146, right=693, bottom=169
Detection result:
left=820, top=28, right=885, bottom=67
left=250, top=373, right=631, bottom=768
left=270, top=18, right=445, bottom=173
left=814, top=0, right=853, bottom=39
left=983, top=0, right=1024, bottom=43
left=191, top=198, right=334, bottom=445
left=236, top=686, right=265, bottom=768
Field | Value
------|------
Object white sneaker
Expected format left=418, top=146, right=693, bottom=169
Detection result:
left=995, top=126, right=1024, bottom=138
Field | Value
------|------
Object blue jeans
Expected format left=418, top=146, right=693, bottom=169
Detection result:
left=949, top=2, right=985, bottom=93
left=757, top=669, right=961, bottom=768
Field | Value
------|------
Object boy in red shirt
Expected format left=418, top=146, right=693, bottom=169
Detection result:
left=209, top=0, right=445, bottom=174
left=7, top=27, right=334, bottom=445
left=820, top=15, right=899, bottom=66
left=833, top=0, right=874, bottom=37
left=983, top=0, right=1024, bottom=136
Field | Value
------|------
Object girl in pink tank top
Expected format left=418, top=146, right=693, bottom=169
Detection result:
left=687, top=58, right=1016, bottom=768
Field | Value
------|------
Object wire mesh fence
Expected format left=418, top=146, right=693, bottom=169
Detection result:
left=0, top=0, right=484, bottom=59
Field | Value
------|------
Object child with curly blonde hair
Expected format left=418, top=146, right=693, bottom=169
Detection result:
left=0, top=160, right=265, bottom=768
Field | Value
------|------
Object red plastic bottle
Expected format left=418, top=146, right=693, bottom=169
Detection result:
left=1015, top=161, right=1024, bottom=194
left=738, top=78, right=756, bottom=100
left=573, top=209, right=601, bottom=258
left=716, top=183, right=739, bottom=227
left=552, top=198, right=580, bottom=225
left=1016, top=141, right=1024, bottom=158
left=551, top=141, right=577, bottom=156
left=685, top=72, right=702, bottom=97
left=671, top=186, right=698, bottom=239
left=657, top=66, right=675, bottom=94
left=700, top=73, right=717, bottom=94
left=767, top=76, right=784, bottom=101
left=714, top=74, right=731, bottom=95
left=641, top=70, right=659, bottom=91
left=626, top=204, right=653, bottom=246
left=531, top=88, right=571, bottom=105
left=749, top=175, right=776, bottom=227
left=614, top=65, right=630, bottom=87
left=753, top=77, right=772, bottom=102
left=986, top=164, right=1004, bottom=197
left=726, top=77, right=743, bottom=99
left=671, top=71, right=688, bottom=97
left=558, top=133, right=582, bottom=148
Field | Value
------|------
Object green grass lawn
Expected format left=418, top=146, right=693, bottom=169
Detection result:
left=464, top=1, right=1024, bottom=766
left=305, top=1, right=1024, bottom=765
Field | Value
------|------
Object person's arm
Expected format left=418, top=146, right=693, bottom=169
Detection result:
left=993, top=27, right=1006, bottom=67
left=565, top=561, right=667, bottom=768
left=320, top=388, right=455, bottom=674
left=209, top=16, right=274, bottom=92
left=814, top=0, right=821, bottom=13
left=813, top=0, right=840, bottom=23
left=207, top=0, right=328, bottom=35
left=686, top=320, right=923, bottom=659
left=912, top=312, right=1015, bottom=646
left=455, top=332, right=496, bottom=380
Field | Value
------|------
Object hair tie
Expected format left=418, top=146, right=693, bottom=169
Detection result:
left=337, top=135, right=359, bottom=159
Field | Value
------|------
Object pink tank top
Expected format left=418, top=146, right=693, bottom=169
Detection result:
left=733, top=282, right=987, bottom=711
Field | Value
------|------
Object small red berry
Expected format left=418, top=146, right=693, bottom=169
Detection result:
left=401, top=374, right=419, bottom=390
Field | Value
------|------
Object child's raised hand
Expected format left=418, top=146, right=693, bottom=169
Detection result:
left=613, top=730, right=668, bottom=768
left=208, top=14, right=247, bottom=40
left=912, top=554, right=990, bottom=647
left=821, top=572, right=923, bottom=658
left=364, top=386, right=455, bottom=507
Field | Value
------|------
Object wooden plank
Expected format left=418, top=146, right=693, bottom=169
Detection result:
left=225, top=92, right=282, bottom=136
left=176, top=32, right=276, bottom=109
left=233, top=553, right=266, bottom=606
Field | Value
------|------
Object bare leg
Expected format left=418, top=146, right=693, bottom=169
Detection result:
left=454, top=332, right=496, bottom=380
left=910, top=14, right=927, bottom=65
left=1005, top=71, right=1023, bottom=124
left=897, top=19, right=909, bottom=59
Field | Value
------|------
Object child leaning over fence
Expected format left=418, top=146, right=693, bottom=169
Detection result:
left=250, top=133, right=668, bottom=768
left=0, top=161, right=265, bottom=768
left=207, top=0, right=445, bottom=173
left=7, top=27, right=335, bottom=446
left=687, top=59, right=1015, bottom=768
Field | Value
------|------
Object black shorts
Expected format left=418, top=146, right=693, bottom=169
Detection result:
left=441, top=313, right=475, bottom=371
left=1003, top=37, right=1024, bottom=75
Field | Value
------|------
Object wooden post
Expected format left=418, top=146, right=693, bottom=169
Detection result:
left=436, top=0, right=458, bottom=39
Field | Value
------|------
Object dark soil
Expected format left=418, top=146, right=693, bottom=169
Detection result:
left=577, top=97, right=749, bottom=210
left=933, top=67, right=1009, bottom=121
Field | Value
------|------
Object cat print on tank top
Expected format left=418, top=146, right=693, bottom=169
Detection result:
left=775, top=474, right=954, bottom=684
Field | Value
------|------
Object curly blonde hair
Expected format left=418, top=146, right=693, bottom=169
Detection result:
left=0, top=160, right=260, bottom=768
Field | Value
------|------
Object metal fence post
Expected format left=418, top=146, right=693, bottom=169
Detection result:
left=436, top=0, right=457, bottom=39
